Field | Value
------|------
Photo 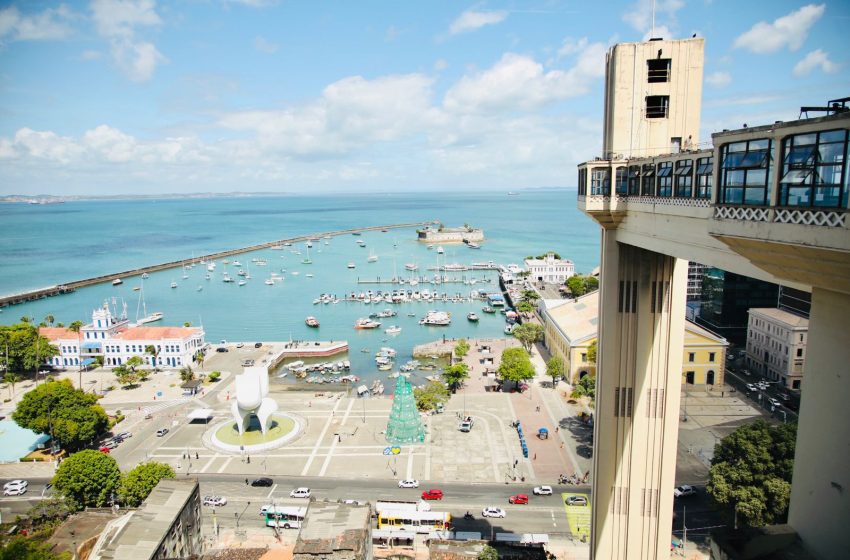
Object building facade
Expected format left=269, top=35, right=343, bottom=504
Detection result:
left=40, top=303, right=205, bottom=370
left=540, top=291, right=727, bottom=386
left=524, top=253, right=575, bottom=284
left=746, top=308, right=809, bottom=389
left=686, top=262, right=706, bottom=301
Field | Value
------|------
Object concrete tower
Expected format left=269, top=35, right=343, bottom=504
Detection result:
left=602, top=37, right=704, bottom=159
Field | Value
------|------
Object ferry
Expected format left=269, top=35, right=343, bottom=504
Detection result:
left=419, top=310, right=451, bottom=326
left=354, top=318, right=381, bottom=329
left=305, top=316, right=320, bottom=328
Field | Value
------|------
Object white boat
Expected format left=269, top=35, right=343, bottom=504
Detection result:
left=255, top=259, right=268, bottom=266
left=207, top=263, right=216, bottom=272
left=112, top=278, right=123, bottom=286
left=347, top=262, right=356, bottom=269
left=368, top=250, right=378, bottom=263
left=137, top=311, right=164, bottom=325
left=357, top=240, right=366, bottom=247
left=437, top=246, right=444, bottom=254
left=306, top=273, right=314, bottom=278
left=265, top=278, right=275, bottom=285
left=467, top=242, right=481, bottom=249
left=385, top=326, right=402, bottom=335
left=141, top=273, right=150, bottom=279
left=405, top=263, right=418, bottom=271
left=170, top=281, right=178, bottom=289
left=238, top=280, right=247, bottom=286
left=504, top=323, right=515, bottom=335
left=303, top=245, right=312, bottom=264
left=419, top=310, right=451, bottom=326
left=287, top=360, right=305, bottom=370
left=354, top=318, right=381, bottom=329
left=197, top=286, right=203, bottom=291
left=232, top=260, right=242, bottom=266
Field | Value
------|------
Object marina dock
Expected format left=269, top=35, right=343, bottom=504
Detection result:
left=0, top=221, right=436, bottom=308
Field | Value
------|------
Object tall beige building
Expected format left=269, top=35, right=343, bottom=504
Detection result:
left=602, top=37, right=704, bottom=159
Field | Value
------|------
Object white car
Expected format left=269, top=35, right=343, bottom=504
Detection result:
left=259, top=504, right=273, bottom=516
left=746, top=383, right=756, bottom=392
left=3, top=486, right=26, bottom=497
left=290, top=487, right=311, bottom=498
left=202, top=495, right=227, bottom=507
left=482, top=507, right=506, bottom=518
left=398, top=479, right=420, bottom=488
left=673, top=485, right=697, bottom=498
left=769, top=398, right=781, bottom=408
left=3, top=480, right=28, bottom=491
left=533, top=485, right=553, bottom=496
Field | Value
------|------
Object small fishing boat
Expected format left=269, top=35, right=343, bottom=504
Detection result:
left=265, top=278, right=275, bottom=285
left=482, top=306, right=496, bottom=313
left=347, top=262, right=356, bottom=269
left=170, top=281, right=178, bottom=289
left=437, top=246, right=444, bottom=254
left=112, top=278, right=123, bottom=286
left=141, top=273, right=150, bottom=279
left=467, top=312, right=480, bottom=322
left=305, top=316, right=320, bottom=328
left=385, top=325, right=402, bottom=335
left=354, top=318, right=381, bottom=329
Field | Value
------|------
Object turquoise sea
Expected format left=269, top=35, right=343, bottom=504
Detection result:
left=0, top=190, right=597, bottom=386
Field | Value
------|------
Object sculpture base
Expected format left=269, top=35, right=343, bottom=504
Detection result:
left=208, top=412, right=302, bottom=454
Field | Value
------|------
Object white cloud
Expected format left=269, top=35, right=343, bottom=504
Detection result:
left=557, top=37, right=587, bottom=58
left=254, top=36, right=279, bottom=54
left=793, top=49, right=838, bottom=76
left=733, top=4, right=825, bottom=54
left=91, top=0, right=165, bottom=82
left=0, top=4, right=75, bottom=42
left=443, top=42, right=606, bottom=113
left=705, top=71, right=731, bottom=88
left=449, top=9, right=507, bottom=35
left=622, top=0, right=684, bottom=35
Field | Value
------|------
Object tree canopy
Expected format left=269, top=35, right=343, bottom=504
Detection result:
left=565, top=275, right=599, bottom=297
left=546, top=356, right=565, bottom=387
left=179, top=365, right=195, bottom=382
left=478, top=545, right=499, bottom=560
left=52, top=449, right=121, bottom=510
left=707, top=420, right=797, bottom=529
left=0, top=537, right=63, bottom=560
left=119, top=462, right=176, bottom=507
left=454, top=338, right=470, bottom=359
left=0, top=323, right=58, bottom=375
left=442, top=363, right=469, bottom=393
left=413, top=380, right=449, bottom=411
left=587, top=340, right=597, bottom=364
left=571, top=374, right=596, bottom=400
left=497, top=347, right=535, bottom=387
left=12, top=379, right=109, bottom=451
left=512, top=323, right=543, bottom=354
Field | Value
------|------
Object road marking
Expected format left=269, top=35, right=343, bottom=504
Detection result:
left=267, top=484, right=277, bottom=500
left=504, top=393, right=535, bottom=481
left=200, top=454, right=218, bottom=473
left=300, top=398, right=342, bottom=476
left=317, top=399, right=353, bottom=477
left=216, top=456, right=233, bottom=474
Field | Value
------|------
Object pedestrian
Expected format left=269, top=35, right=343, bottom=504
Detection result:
left=245, top=478, right=248, bottom=485
left=560, top=442, right=564, bottom=449
left=555, top=426, right=559, bottom=433
left=533, top=453, right=537, bottom=460
left=536, top=405, right=540, bottom=412
left=195, top=452, right=199, bottom=460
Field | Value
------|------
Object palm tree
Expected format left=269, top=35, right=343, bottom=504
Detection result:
left=145, top=345, right=160, bottom=373
left=4, top=372, right=20, bottom=399
left=68, top=320, right=83, bottom=389
left=179, top=366, right=195, bottom=383
left=44, top=314, right=55, bottom=326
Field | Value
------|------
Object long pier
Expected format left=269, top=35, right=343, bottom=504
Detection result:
left=0, top=221, right=436, bottom=308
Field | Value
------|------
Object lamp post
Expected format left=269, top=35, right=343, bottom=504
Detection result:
left=235, top=501, right=251, bottom=528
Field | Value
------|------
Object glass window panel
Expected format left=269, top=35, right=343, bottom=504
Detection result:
left=740, top=150, right=768, bottom=168
left=748, top=139, right=770, bottom=151
left=723, top=187, right=743, bottom=204
left=814, top=164, right=842, bottom=185
left=784, top=145, right=815, bottom=165
left=726, top=142, right=747, bottom=153
left=696, top=163, right=713, bottom=175
left=818, top=129, right=846, bottom=144
left=818, top=142, right=845, bottom=164
left=744, top=186, right=766, bottom=205
left=724, top=169, right=745, bottom=187
left=791, top=133, right=817, bottom=146
left=813, top=185, right=840, bottom=207
left=783, top=186, right=810, bottom=207
left=629, top=166, right=640, bottom=177
left=722, top=152, right=746, bottom=168
left=657, top=166, right=673, bottom=177
left=781, top=169, right=812, bottom=185
left=642, top=168, right=655, bottom=177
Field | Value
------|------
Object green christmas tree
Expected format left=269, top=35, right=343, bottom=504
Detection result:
left=386, top=376, right=426, bottom=444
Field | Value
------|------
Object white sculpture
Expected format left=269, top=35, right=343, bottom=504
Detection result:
left=231, top=366, right=278, bottom=435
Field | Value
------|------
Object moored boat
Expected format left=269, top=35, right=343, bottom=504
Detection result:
left=385, top=325, right=402, bottom=335
left=347, top=262, right=356, bottom=269
left=419, top=310, right=451, bottom=326
left=482, top=306, right=496, bottom=313
left=467, top=312, right=479, bottom=322
left=112, top=278, right=123, bottom=286
left=305, top=316, right=320, bottom=328
left=354, top=318, right=381, bottom=329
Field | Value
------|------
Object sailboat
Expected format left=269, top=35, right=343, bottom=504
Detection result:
left=135, top=280, right=164, bottom=325
left=368, top=250, right=378, bottom=263
left=302, top=244, right=313, bottom=264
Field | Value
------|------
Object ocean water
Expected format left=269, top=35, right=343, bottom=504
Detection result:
left=0, top=190, right=598, bottom=385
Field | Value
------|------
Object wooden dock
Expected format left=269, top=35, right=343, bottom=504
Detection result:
left=0, top=221, right=436, bottom=308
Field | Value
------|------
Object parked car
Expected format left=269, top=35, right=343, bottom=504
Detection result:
left=421, top=489, right=443, bottom=500
left=673, top=485, right=697, bottom=498
left=343, top=499, right=366, bottom=505
left=3, top=486, right=26, bottom=496
left=98, top=446, right=111, bottom=453
left=116, top=431, right=132, bottom=439
left=216, top=347, right=228, bottom=353
left=769, top=397, right=782, bottom=408
left=566, top=495, right=588, bottom=506
left=508, top=494, right=529, bottom=504
left=3, top=480, right=28, bottom=492
left=482, top=507, right=506, bottom=518
left=398, top=479, right=420, bottom=488
left=290, top=487, right=311, bottom=498
left=236, top=342, right=245, bottom=348
left=203, top=495, right=227, bottom=507
left=251, top=477, right=273, bottom=487
left=746, top=383, right=757, bottom=392
left=102, top=439, right=118, bottom=449
left=255, top=342, right=263, bottom=348
left=156, top=428, right=169, bottom=437
left=533, top=486, right=553, bottom=496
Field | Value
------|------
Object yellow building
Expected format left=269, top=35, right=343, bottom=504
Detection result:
left=539, top=290, right=727, bottom=386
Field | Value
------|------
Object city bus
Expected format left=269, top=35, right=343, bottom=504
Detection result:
left=265, top=506, right=308, bottom=529
left=376, top=508, right=451, bottom=533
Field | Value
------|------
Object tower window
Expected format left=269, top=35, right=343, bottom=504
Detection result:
left=647, top=59, right=671, bottom=83
left=646, top=95, right=669, bottom=118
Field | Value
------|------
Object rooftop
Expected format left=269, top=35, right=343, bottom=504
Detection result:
left=749, top=307, right=810, bottom=328
left=112, top=326, right=202, bottom=340
left=294, top=501, right=370, bottom=558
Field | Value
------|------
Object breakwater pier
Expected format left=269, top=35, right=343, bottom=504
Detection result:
left=0, top=221, right=435, bottom=308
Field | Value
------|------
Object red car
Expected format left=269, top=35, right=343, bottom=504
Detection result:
left=421, top=489, right=443, bottom=500
left=98, top=446, right=111, bottom=454
left=509, top=494, right=529, bottom=504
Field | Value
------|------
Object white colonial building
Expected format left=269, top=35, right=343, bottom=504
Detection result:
left=40, top=303, right=205, bottom=370
left=746, top=307, right=809, bottom=390
left=524, top=252, right=575, bottom=284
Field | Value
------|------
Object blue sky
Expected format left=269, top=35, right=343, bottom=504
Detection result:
left=1, top=1, right=847, bottom=195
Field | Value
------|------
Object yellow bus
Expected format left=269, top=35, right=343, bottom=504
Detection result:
left=376, top=509, right=451, bottom=533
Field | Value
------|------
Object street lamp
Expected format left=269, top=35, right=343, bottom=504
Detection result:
left=235, top=501, right=251, bottom=528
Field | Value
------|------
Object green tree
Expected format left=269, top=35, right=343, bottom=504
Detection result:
left=4, top=371, right=20, bottom=399
left=546, top=356, right=565, bottom=388
left=113, top=365, right=138, bottom=389
left=516, top=301, right=535, bottom=317
left=519, top=289, right=540, bottom=304
left=512, top=323, right=543, bottom=354
left=0, top=537, right=64, bottom=560
left=207, top=371, right=221, bottom=382
left=587, top=339, right=597, bottom=364
left=566, top=275, right=588, bottom=297
left=12, top=380, right=108, bottom=451
left=53, top=450, right=121, bottom=510
left=413, top=380, right=449, bottom=411
left=585, top=276, right=599, bottom=292
left=442, top=363, right=470, bottom=393
left=126, top=355, right=143, bottom=373
left=454, top=338, right=470, bottom=359
left=571, top=375, right=596, bottom=400
left=478, top=545, right=499, bottom=560
left=179, top=365, right=195, bottom=382
left=497, top=347, right=535, bottom=389
left=119, top=462, right=176, bottom=507
left=707, top=420, right=797, bottom=529
left=0, top=323, right=58, bottom=375
left=145, top=344, right=160, bottom=372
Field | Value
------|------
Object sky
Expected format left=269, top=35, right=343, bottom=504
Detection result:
left=0, top=0, right=848, bottom=196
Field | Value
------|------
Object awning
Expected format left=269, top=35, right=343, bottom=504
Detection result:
left=82, top=342, right=101, bottom=350
left=81, top=358, right=96, bottom=366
